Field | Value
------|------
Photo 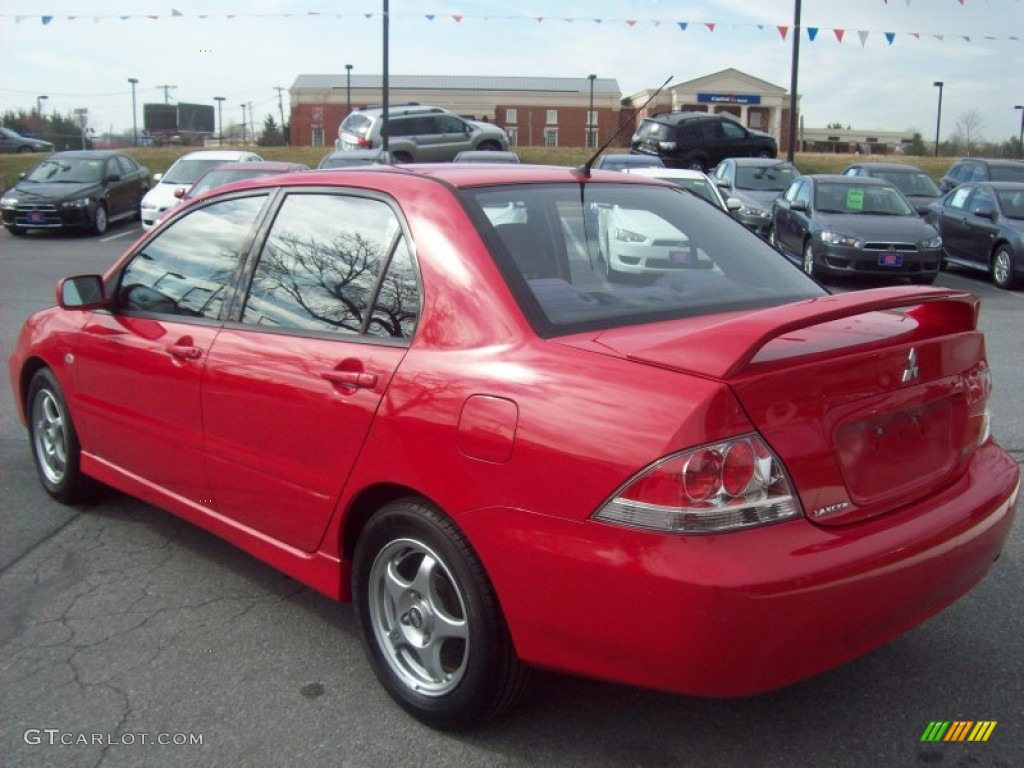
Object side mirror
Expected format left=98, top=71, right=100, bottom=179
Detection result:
left=714, top=178, right=731, bottom=190
left=19, top=172, right=27, bottom=180
left=915, top=203, right=933, bottom=217
left=973, top=206, right=997, bottom=221
left=153, top=172, right=164, bottom=182
left=173, top=187, right=187, bottom=199
left=57, top=275, right=106, bottom=310
left=725, top=197, right=742, bottom=212
left=791, top=200, right=808, bottom=212
left=103, top=174, right=122, bottom=184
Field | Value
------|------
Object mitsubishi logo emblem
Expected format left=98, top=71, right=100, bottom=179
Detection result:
left=902, top=348, right=920, bottom=383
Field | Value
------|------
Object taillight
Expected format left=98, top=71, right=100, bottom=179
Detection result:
left=357, top=137, right=372, bottom=149
left=963, top=361, right=992, bottom=451
left=592, top=435, right=801, bottom=534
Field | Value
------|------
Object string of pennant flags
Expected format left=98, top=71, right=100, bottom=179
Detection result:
left=1, top=8, right=1020, bottom=46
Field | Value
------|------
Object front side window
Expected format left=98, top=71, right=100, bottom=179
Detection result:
left=241, top=193, right=415, bottom=338
left=436, top=115, right=467, bottom=133
left=117, top=195, right=268, bottom=318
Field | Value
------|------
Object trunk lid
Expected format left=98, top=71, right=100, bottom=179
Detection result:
left=557, top=287, right=988, bottom=525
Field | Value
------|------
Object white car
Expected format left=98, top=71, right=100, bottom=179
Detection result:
left=139, top=149, right=263, bottom=229
left=622, top=167, right=741, bottom=213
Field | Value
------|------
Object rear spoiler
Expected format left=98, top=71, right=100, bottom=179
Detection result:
left=628, top=286, right=980, bottom=380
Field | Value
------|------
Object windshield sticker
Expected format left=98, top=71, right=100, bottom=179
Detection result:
left=846, top=189, right=864, bottom=210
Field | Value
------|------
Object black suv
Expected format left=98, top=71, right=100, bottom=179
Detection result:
left=939, top=158, right=1024, bottom=193
left=630, top=111, right=777, bottom=172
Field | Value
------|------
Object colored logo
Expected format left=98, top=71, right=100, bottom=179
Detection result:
left=920, top=721, right=997, bottom=742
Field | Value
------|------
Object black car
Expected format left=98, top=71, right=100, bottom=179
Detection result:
left=0, top=126, right=54, bottom=154
left=1, top=150, right=150, bottom=236
left=939, top=158, right=1024, bottom=193
left=770, top=175, right=943, bottom=284
left=711, top=158, right=800, bottom=237
left=630, top=111, right=777, bottom=172
left=926, top=181, right=1024, bottom=289
left=841, top=162, right=942, bottom=211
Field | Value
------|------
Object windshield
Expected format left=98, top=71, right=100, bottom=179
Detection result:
left=461, top=182, right=823, bottom=336
left=653, top=176, right=720, bottom=206
left=188, top=168, right=278, bottom=197
left=998, top=188, right=1024, bottom=219
left=735, top=164, right=799, bottom=191
left=163, top=158, right=238, bottom=185
left=25, top=157, right=102, bottom=183
left=814, top=183, right=914, bottom=216
left=877, top=170, right=941, bottom=197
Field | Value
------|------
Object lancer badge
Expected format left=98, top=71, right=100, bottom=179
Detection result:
left=902, top=347, right=920, bottom=383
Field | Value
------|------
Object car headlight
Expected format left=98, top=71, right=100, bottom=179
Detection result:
left=820, top=231, right=862, bottom=248
left=60, top=197, right=92, bottom=209
left=738, top=205, right=769, bottom=218
left=920, top=235, right=942, bottom=249
left=0, top=195, right=17, bottom=209
left=614, top=227, right=647, bottom=243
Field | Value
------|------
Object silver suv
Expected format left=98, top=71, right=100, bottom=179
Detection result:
left=337, top=103, right=508, bottom=163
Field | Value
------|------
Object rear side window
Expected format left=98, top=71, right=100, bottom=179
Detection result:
left=990, top=164, right=1024, bottom=183
left=241, top=193, right=419, bottom=339
left=462, top=183, right=823, bottom=336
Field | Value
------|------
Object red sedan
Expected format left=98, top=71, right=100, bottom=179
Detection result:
left=8, top=164, right=1018, bottom=730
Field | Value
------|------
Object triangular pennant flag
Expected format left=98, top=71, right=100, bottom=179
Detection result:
left=807, top=27, right=819, bottom=41
left=364, top=13, right=372, bottom=18
left=962, top=36, right=971, bottom=42
left=905, top=0, right=911, bottom=6
left=958, top=0, right=964, bottom=5
left=68, top=16, right=77, bottom=21
left=120, top=15, right=130, bottom=20
left=777, top=25, right=789, bottom=40
left=452, top=14, right=462, bottom=23
left=535, top=17, right=545, bottom=23
left=933, top=34, right=944, bottom=41
left=677, top=22, right=687, bottom=31
left=651, top=21, right=660, bottom=27
left=171, top=8, right=183, bottom=16
left=834, top=28, right=845, bottom=42
left=858, top=30, right=870, bottom=47
left=705, top=23, right=715, bottom=32
left=910, top=32, right=920, bottom=39
left=425, top=14, right=435, bottom=21
left=626, top=20, right=637, bottom=27
left=885, top=32, right=895, bottom=45
left=42, top=15, right=53, bottom=24
left=757, top=24, right=765, bottom=30
left=15, top=15, right=27, bottom=23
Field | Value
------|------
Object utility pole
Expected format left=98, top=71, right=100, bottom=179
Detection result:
left=786, top=0, right=801, bottom=162
left=128, top=78, right=139, bottom=146
left=214, top=96, right=226, bottom=146
left=274, top=86, right=287, bottom=144
left=157, top=84, right=177, bottom=104
left=240, top=103, right=247, bottom=145
left=248, top=102, right=255, bottom=144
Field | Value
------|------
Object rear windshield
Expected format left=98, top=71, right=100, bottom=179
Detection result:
left=460, top=182, right=824, bottom=336
left=164, top=158, right=238, bottom=185
left=341, top=113, right=373, bottom=138
left=990, top=164, right=1024, bottom=183
left=735, top=164, right=799, bottom=191
left=876, top=170, right=941, bottom=197
left=634, top=120, right=671, bottom=141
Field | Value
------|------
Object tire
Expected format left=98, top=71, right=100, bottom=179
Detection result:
left=991, top=245, right=1017, bottom=289
left=683, top=156, right=707, bottom=172
left=353, top=498, right=530, bottom=730
left=92, top=203, right=109, bottom=235
left=601, top=228, right=623, bottom=283
left=802, top=240, right=816, bottom=277
left=135, top=189, right=148, bottom=221
left=756, top=149, right=774, bottom=159
left=476, top=141, right=501, bottom=152
left=8, top=226, right=27, bottom=237
left=768, top=227, right=779, bottom=249
left=18, top=145, right=32, bottom=154
left=392, top=151, right=413, bottom=164
left=27, top=368, right=95, bottom=504
left=911, top=273, right=937, bottom=285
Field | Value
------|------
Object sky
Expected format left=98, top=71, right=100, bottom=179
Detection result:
left=1, top=0, right=1022, bottom=144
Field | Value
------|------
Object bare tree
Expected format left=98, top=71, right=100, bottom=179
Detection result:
left=953, top=110, right=985, bottom=157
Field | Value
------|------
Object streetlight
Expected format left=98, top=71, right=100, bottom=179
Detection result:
left=587, top=74, right=597, bottom=149
left=128, top=78, right=139, bottom=146
left=1015, top=105, right=1024, bottom=158
left=345, top=64, right=353, bottom=117
left=240, top=104, right=248, bottom=145
left=933, top=81, right=944, bottom=157
left=214, top=96, right=225, bottom=146
left=36, top=95, right=48, bottom=117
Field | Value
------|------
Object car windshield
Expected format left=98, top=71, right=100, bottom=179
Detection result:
left=25, top=157, right=102, bottom=183
left=815, top=183, right=914, bottom=216
left=877, top=170, right=941, bottom=197
left=990, top=165, right=1024, bottom=183
left=997, top=189, right=1024, bottom=218
left=163, top=158, right=239, bottom=185
left=735, top=164, right=799, bottom=191
left=461, top=182, right=823, bottom=336
left=653, top=177, right=720, bottom=206
left=188, top=168, right=280, bottom=197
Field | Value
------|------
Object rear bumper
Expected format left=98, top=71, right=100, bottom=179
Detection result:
left=460, top=441, right=1018, bottom=697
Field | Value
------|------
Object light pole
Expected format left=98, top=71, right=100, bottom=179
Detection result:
left=240, top=104, right=247, bottom=145
left=345, top=64, right=353, bottom=117
left=587, top=74, right=596, bottom=148
left=214, top=96, right=225, bottom=146
left=36, top=95, right=48, bottom=117
left=933, top=81, right=944, bottom=157
left=1016, top=105, right=1024, bottom=158
left=128, top=78, right=139, bottom=146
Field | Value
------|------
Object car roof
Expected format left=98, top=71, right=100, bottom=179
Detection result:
left=810, top=174, right=891, bottom=185
left=977, top=181, right=1024, bottom=191
left=725, top=158, right=795, bottom=167
left=198, top=161, right=306, bottom=173
left=177, top=150, right=263, bottom=160
left=845, top=162, right=926, bottom=172
left=43, top=149, right=123, bottom=159
left=621, top=167, right=709, bottom=180
left=645, top=110, right=719, bottom=123
left=951, top=158, right=1024, bottom=168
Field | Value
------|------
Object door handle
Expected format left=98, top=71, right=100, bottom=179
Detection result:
left=320, top=370, right=378, bottom=389
left=167, top=343, right=202, bottom=360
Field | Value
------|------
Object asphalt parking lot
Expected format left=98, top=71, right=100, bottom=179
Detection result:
left=1, top=223, right=1022, bottom=767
